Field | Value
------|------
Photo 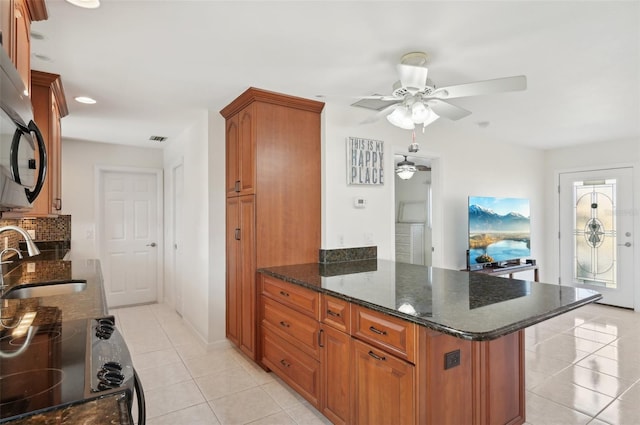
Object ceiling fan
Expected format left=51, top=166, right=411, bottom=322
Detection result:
left=395, top=155, right=430, bottom=180
left=354, top=52, right=527, bottom=130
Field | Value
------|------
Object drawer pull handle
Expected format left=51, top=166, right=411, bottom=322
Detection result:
left=279, top=290, right=290, bottom=297
left=235, top=228, right=241, bottom=240
left=279, top=321, right=290, bottom=328
left=280, top=359, right=291, bottom=368
left=369, top=326, right=387, bottom=336
left=368, top=351, right=386, bottom=361
left=318, top=329, right=324, bottom=348
left=234, top=180, right=240, bottom=192
left=327, top=310, right=341, bottom=317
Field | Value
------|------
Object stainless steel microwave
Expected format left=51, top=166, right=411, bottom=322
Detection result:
left=0, top=45, right=46, bottom=210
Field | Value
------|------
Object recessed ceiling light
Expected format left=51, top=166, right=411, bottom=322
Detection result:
left=65, top=0, right=100, bottom=9
left=75, top=96, right=96, bottom=104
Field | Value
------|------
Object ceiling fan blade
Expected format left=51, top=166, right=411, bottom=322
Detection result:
left=427, top=99, right=472, bottom=121
left=397, top=64, right=428, bottom=90
left=429, top=75, right=527, bottom=99
left=416, top=165, right=431, bottom=171
left=317, top=94, right=400, bottom=101
left=360, top=102, right=402, bottom=124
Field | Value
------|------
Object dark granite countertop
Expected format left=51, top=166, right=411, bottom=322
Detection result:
left=5, top=393, right=132, bottom=425
left=0, top=249, right=121, bottom=424
left=0, top=257, right=107, bottom=323
left=258, top=259, right=602, bottom=341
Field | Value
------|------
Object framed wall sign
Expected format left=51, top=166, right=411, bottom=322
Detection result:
left=346, top=137, right=384, bottom=185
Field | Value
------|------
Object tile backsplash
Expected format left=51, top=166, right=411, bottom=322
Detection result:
left=0, top=215, right=71, bottom=250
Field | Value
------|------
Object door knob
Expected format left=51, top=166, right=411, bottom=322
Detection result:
left=146, top=242, right=157, bottom=247
left=617, top=242, right=631, bottom=247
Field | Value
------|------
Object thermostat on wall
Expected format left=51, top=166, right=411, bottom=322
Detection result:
left=354, top=197, right=366, bottom=208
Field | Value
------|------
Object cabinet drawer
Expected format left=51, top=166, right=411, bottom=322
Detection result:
left=321, top=294, right=350, bottom=333
left=261, top=275, right=319, bottom=319
left=262, top=327, right=320, bottom=407
left=352, top=306, right=417, bottom=363
left=262, top=296, right=320, bottom=359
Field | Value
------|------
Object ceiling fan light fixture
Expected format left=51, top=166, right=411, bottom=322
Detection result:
left=395, top=155, right=417, bottom=180
left=411, top=101, right=429, bottom=123
left=421, top=108, right=440, bottom=127
left=396, top=164, right=416, bottom=180
left=387, top=106, right=415, bottom=130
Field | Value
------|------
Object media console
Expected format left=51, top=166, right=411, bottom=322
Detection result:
left=467, top=261, right=539, bottom=282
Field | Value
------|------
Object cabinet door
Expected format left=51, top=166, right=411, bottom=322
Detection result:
left=23, top=77, right=51, bottom=216
left=234, top=196, right=257, bottom=359
left=225, top=115, right=239, bottom=196
left=237, top=105, right=255, bottom=195
left=13, top=0, right=30, bottom=96
left=352, top=339, right=415, bottom=425
left=238, top=195, right=256, bottom=358
left=225, top=106, right=255, bottom=197
left=225, top=197, right=241, bottom=346
left=321, top=325, right=351, bottom=425
left=50, top=94, right=62, bottom=211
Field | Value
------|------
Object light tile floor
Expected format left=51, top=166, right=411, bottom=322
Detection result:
left=110, top=302, right=640, bottom=425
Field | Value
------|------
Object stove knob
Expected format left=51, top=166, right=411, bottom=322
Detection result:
left=97, top=369, right=125, bottom=388
left=97, top=382, right=115, bottom=391
left=103, top=361, right=123, bottom=371
left=98, top=316, right=116, bottom=327
left=96, top=324, right=115, bottom=340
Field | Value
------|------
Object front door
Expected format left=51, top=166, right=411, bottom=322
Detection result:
left=99, top=169, right=161, bottom=307
left=559, top=167, right=634, bottom=308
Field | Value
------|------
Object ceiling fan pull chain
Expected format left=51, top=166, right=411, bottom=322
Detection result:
left=408, top=130, right=419, bottom=153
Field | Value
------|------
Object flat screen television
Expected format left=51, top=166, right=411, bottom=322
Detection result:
left=468, top=196, right=531, bottom=266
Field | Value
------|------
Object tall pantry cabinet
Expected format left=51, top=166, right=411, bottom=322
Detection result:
left=220, top=88, right=324, bottom=360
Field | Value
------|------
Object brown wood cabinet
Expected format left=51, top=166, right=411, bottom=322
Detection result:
left=25, top=71, right=67, bottom=216
left=352, top=338, right=416, bottom=425
left=221, top=88, right=324, bottom=361
left=225, top=107, right=255, bottom=197
left=320, top=323, right=351, bottom=425
left=225, top=195, right=255, bottom=356
left=0, top=0, right=47, bottom=97
left=258, top=274, right=526, bottom=425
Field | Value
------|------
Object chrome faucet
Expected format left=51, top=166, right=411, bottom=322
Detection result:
left=0, top=226, right=41, bottom=358
left=0, top=225, right=40, bottom=289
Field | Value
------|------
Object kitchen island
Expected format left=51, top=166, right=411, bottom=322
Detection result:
left=257, top=259, right=601, bottom=425
left=0, top=251, right=138, bottom=424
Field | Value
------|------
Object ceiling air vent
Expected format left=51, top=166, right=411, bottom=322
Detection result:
left=149, top=135, right=167, bottom=142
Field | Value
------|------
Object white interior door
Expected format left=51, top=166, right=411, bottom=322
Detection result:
left=559, top=167, right=634, bottom=308
left=99, top=169, right=161, bottom=307
left=172, top=163, right=184, bottom=316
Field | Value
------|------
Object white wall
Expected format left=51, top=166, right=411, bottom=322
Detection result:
left=322, top=103, right=546, bottom=273
left=162, top=111, right=226, bottom=344
left=543, top=138, right=640, bottom=308
left=62, top=139, right=163, bottom=259
left=207, top=110, right=227, bottom=344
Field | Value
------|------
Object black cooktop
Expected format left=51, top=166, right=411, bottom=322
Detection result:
left=0, top=316, right=133, bottom=422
